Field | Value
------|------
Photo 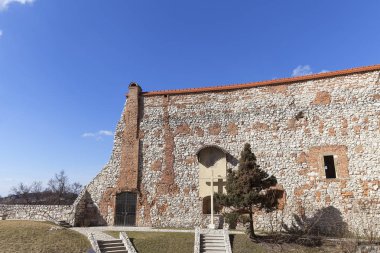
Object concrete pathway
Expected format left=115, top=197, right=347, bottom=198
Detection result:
left=71, top=227, right=116, bottom=241
left=72, top=226, right=244, bottom=235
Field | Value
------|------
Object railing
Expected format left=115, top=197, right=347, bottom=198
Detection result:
left=120, top=232, right=137, bottom=253
left=193, top=227, right=201, bottom=253
left=223, top=226, right=232, bottom=253
left=87, top=233, right=101, bottom=253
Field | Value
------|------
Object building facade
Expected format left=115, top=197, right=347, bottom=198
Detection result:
left=74, top=65, right=380, bottom=234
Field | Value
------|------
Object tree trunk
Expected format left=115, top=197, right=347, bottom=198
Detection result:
left=249, top=207, right=255, bottom=238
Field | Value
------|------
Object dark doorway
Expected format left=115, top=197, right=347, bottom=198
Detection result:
left=202, top=195, right=220, bottom=214
left=324, top=155, right=336, bottom=179
left=115, top=192, right=137, bottom=226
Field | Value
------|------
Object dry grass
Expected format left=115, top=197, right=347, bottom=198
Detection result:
left=0, top=220, right=91, bottom=253
left=231, top=234, right=343, bottom=253
left=106, top=230, right=343, bottom=253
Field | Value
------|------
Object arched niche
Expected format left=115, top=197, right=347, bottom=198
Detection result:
left=197, top=145, right=227, bottom=199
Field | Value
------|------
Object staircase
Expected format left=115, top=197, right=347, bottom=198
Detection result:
left=200, top=233, right=226, bottom=253
left=57, top=220, right=71, bottom=228
left=97, top=239, right=128, bottom=253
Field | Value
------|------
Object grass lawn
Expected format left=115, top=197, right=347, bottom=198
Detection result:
left=230, top=234, right=341, bottom=253
left=106, top=231, right=194, bottom=253
left=0, top=220, right=91, bottom=253
left=107, top=231, right=342, bottom=253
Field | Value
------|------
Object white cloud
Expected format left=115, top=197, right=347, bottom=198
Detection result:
left=82, top=130, right=114, bottom=140
left=292, top=65, right=313, bottom=77
left=0, top=0, right=34, bottom=11
left=319, top=69, right=330, bottom=74
left=98, top=130, right=113, bottom=136
left=82, top=132, right=96, bottom=138
left=0, top=30, right=2, bottom=38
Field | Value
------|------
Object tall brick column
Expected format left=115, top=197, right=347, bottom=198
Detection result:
left=119, top=82, right=141, bottom=191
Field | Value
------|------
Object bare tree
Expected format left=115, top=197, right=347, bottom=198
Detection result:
left=47, top=170, right=70, bottom=204
left=10, top=183, right=31, bottom=204
left=5, top=170, right=82, bottom=205
left=30, top=181, right=43, bottom=203
left=70, top=182, right=83, bottom=195
left=30, top=181, right=43, bottom=193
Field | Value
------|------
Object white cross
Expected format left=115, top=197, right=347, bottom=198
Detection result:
left=200, top=170, right=226, bottom=229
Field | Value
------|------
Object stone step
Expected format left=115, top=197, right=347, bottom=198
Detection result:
left=200, top=233, right=226, bottom=253
left=202, top=238, right=224, bottom=241
left=202, top=244, right=225, bottom=249
left=99, top=243, right=124, bottom=247
left=202, top=242, right=224, bottom=246
left=98, top=240, right=123, bottom=243
left=99, top=246, right=126, bottom=251
left=97, top=240, right=127, bottom=253
left=201, top=245, right=225, bottom=249
left=98, top=242, right=123, bottom=245
left=101, top=250, right=127, bottom=253
left=99, top=242, right=124, bottom=246
left=99, top=248, right=128, bottom=253
left=200, top=248, right=226, bottom=253
left=201, top=234, right=223, bottom=237
left=57, top=220, right=72, bottom=228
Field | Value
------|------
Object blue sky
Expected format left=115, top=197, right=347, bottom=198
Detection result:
left=0, top=0, right=380, bottom=196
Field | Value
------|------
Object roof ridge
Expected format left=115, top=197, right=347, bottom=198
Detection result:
left=142, top=64, right=380, bottom=96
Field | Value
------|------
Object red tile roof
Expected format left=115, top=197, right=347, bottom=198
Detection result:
left=142, top=64, right=380, bottom=96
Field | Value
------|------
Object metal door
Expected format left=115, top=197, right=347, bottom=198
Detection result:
left=115, top=192, right=137, bottom=226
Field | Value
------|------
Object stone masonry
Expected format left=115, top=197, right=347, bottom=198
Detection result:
left=74, top=64, right=380, bottom=234
left=0, top=204, right=72, bottom=222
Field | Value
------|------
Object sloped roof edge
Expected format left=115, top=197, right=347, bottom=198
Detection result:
left=142, top=64, right=380, bottom=96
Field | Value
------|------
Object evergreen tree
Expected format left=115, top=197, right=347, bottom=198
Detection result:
left=216, top=143, right=279, bottom=238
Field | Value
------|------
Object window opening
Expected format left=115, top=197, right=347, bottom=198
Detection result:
left=324, top=155, right=336, bottom=179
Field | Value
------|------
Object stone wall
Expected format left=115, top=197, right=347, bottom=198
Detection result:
left=81, top=67, right=380, bottom=235
left=137, top=70, right=380, bottom=232
left=0, top=204, right=72, bottom=222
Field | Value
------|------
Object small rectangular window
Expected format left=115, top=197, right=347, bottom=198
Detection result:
left=324, top=155, right=336, bottom=178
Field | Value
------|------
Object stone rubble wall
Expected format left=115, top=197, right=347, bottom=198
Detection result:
left=0, top=204, right=73, bottom=222
left=80, top=69, right=380, bottom=236
left=137, top=70, right=380, bottom=233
